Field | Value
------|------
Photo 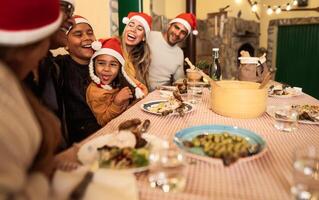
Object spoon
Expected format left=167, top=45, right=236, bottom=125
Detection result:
left=258, top=71, right=273, bottom=89
left=184, top=57, right=220, bottom=88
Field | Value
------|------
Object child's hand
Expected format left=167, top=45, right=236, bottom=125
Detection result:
left=114, top=87, right=133, bottom=105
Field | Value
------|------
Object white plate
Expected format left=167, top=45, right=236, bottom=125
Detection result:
left=268, top=87, right=303, bottom=98
left=266, top=105, right=319, bottom=125
left=77, top=133, right=168, bottom=173
left=141, top=100, right=194, bottom=116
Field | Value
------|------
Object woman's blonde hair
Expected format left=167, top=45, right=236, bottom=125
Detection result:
left=121, top=36, right=151, bottom=88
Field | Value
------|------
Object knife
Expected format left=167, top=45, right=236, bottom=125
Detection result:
left=70, top=171, right=94, bottom=200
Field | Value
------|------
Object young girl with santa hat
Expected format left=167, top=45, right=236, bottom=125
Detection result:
left=87, top=37, right=144, bottom=126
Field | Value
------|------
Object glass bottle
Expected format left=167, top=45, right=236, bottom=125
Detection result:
left=212, top=48, right=222, bottom=80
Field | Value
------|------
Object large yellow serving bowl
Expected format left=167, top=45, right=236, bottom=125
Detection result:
left=210, top=80, right=267, bottom=118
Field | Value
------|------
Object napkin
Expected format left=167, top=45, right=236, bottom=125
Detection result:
left=51, top=167, right=139, bottom=200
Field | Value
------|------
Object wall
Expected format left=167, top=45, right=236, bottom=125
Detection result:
left=53, top=0, right=109, bottom=55
left=54, top=0, right=319, bottom=54
left=260, top=0, right=319, bottom=48
left=196, top=0, right=257, bottom=20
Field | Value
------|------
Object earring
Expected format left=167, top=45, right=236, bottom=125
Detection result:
left=65, top=46, right=69, bottom=51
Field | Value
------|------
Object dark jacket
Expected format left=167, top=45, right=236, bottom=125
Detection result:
left=55, top=55, right=101, bottom=144
left=24, top=52, right=69, bottom=150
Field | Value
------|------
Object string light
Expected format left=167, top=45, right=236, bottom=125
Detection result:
left=251, top=2, right=258, bottom=12
left=238, top=0, right=298, bottom=16
left=275, top=6, right=282, bottom=14
left=267, top=6, right=273, bottom=15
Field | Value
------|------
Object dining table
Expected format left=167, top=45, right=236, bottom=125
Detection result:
left=56, top=85, right=319, bottom=200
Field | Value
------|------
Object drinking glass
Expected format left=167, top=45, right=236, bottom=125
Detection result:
left=291, top=146, right=319, bottom=200
left=274, top=107, right=298, bottom=132
left=148, top=147, right=187, bottom=192
left=187, top=81, right=203, bottom=104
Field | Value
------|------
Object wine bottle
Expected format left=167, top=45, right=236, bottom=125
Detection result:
left=212, top=48, right=222, bottom=80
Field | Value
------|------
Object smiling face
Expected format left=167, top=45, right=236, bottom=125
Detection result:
left=94, top=54, right=121, bottom=85
left=165, top=22, right=188, bottom=46
left=123, top=19, right=146, bottom=47
left=66, top=23, right=96, bottom=64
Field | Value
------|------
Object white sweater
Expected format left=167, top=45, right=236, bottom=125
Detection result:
left=0, top=62, right=49, bottom=200
left=147, top=31, right=185, bottom=91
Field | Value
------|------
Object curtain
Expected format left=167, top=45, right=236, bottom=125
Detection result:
left=276, top=24, right=319, bottom=99
left=118, top=0, right=143, bottom=35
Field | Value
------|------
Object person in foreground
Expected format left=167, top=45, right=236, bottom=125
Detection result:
left=55, top=15, right=101, bottom=144
left=0, top=0, right=62, bottom=199
left=87, top=37, right=144, bottom=126
left=121, top=12, right=152, bottom=94
left=147, top=13, right=198, bottom=91
left=24, top=0, right=75, bottom=149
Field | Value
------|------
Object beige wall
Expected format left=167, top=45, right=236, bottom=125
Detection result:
left=260, top=0, right=319, bottom=48
left=75, top=0, right=110, bottom=38
left=53, top=0, right=109, bottom=55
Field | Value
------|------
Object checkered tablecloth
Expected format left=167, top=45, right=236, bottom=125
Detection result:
left=58, top=89, right=319, bottom=200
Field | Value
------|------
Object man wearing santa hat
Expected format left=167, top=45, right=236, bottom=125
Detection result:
left=147, top=13, right=198, bottom=91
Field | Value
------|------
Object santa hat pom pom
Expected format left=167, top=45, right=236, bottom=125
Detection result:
left=122, top=17, right=130, bottom=24
left=91, top=41, right=102, bottom=51
left=135, top=87, right=145, bottom=99
left=192, top=30, right=198, bottom=35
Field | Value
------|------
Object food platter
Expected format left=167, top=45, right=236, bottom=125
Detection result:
left=77, top=133, right=167, bottom=173
left=141, top=100, right=193, bottom=116
left=174, top=125, right=266, bottom=165
left=267, top=105, right=319, bottom=125
left=268, top=85, right=303, bottom=98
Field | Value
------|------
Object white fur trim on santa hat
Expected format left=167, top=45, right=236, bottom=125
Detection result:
left=66, top=17, right=91, bottom=35
left=192, top=29, right=198, bottom=35
left=91, top=41, right=102, bottom=51
left=74, top=17, right=89, bottom=25
left=169, top=18, right=191, bottom=34
left=121, top=67, right=145, bottom=99
left=61, top=0, right=75, bottom=6
left=88, top=58, right=113, bottom=90
left=91, top=48, right=125, bottom=66
left=0, top=13, right=62, bottom=46
left=122, top=17, right=130, bottom=24
left=129, top=16, right=150, bottom=34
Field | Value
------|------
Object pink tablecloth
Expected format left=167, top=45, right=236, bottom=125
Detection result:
left=58, top=89, right=319, bottom=200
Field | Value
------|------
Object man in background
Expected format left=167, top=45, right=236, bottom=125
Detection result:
left=147, top=13, right=198, bottom=91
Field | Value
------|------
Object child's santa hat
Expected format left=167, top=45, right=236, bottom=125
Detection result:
left=169, top=13, right=198, bottom=35
left=66, top=15, right=92, bottom=34
left=89, top=38, right=145, bottom=99
left=122, top=12, right=152, bottom=38
left=0, top=0, right=62, bottom=46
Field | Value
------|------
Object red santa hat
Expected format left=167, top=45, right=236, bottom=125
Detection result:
left=89, top=38, right=145, bottom=98
left=169, top=13, right=198, bottom=35
left=66, top=15, right=92, bottom=35
left=0, top=0, right=62, bottom=46
left=122, top=12, right=152, bottom=37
